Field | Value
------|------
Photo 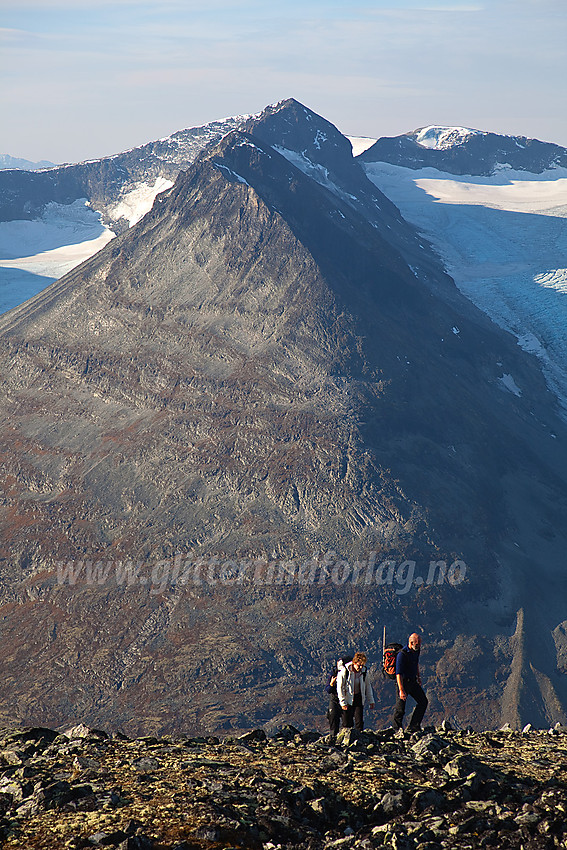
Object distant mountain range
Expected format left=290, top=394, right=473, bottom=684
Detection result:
left=0, top=154, right=56, bottom=171
left=1, top=101, right=567, bottom=735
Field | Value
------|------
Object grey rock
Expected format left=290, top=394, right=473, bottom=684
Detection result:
left=412, top=789, right=448, bottom=814
left=380, top=790, right=411, bottom=818
left=514, top=811, right=541, bottom=827
left=194, top=825, right=221, bottom=841
left=443, top=755, right=479, bottom=779
left=336, top=729, right=357, bottom=747
left=64, top=725, right=108, bottom=741
left=88, top=832, right=129, bottom=846
left=237, top=729, right=267, bottom=744
left=411, top=734, right=449, bottom=759
left=116, top=838, right=154, bottom=850
left=131, top=757, right=160, bottom=774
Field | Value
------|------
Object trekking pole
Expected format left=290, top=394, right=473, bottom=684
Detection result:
left=382, top=625, right=386, bottom=661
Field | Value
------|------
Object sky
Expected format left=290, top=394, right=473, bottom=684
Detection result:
left=1, top=0, right=566, bottom=164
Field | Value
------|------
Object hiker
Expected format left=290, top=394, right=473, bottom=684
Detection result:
left=392, top=633, right=428, bottom=733
left=325, top=656, right=351, bottom=736
left=337, top=651, right=375, bottom=732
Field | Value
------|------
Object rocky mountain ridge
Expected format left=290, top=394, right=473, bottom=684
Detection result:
left=1, top=722, right=566, bottom=849
left=0, top=116, right=246, bottom=232
left=358, top=127, right=567, bottom=176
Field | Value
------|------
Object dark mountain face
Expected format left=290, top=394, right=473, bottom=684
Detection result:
left=359, top=127, right=567, bottom=176
left=1, top=101, right=567, bottom=735
left=0, top=116, right=245, bottom=231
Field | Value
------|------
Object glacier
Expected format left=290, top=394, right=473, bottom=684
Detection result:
left=0, top=178, right=173, bottom=315
left=0, top=200, right=114, bottom=314
left=363, top=161, right=567, bottom=409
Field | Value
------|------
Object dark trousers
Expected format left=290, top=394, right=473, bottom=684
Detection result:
left=393, top=678, right=428, bottom=731
left=343, top=693, right=364, bottom=732
left=327, top=694, right=342, bottom=735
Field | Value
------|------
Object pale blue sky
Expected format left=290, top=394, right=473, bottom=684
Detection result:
left=1, top=0, right=566, bottom=163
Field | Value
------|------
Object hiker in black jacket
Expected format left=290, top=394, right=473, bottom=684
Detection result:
left=392, top=633, right=428, bottom=733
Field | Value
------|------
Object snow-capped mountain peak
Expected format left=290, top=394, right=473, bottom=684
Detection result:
left=413, top=126, right=483, bottom=150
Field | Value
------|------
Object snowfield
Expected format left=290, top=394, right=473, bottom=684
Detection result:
left=363, top=161, right=567, bottom=408
left=346, top=136, right=377, bottom=156
left=0, top=178, right=173, bottom=314
left=0, top=200, right=114, bottom=314
left=108, top=177, right=173, bottom=227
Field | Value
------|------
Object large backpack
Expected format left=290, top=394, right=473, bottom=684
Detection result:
left=383, top=642, right=403, bottom=680
left=334, top=655, right=354, bottom=676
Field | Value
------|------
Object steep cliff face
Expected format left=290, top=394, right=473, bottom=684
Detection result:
left=1, top=101, right=567, bottom=735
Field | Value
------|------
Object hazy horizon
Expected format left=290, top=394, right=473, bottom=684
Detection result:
left=1, top=0, right=566, bottom=164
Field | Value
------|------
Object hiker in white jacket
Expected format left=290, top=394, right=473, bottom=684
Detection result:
left=337, top=651, right=375, bottom=731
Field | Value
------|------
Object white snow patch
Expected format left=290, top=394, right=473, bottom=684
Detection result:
left=347, top=136, right=377, bottom=156
left=0, top=230, right=114, bottom=280
left=413, top=126, right=483, bottom=150
left=274, top=145, right=329, bottom=182
left=403, top=168, right=567, bottom=215
left=273, top=146, right=362, bottom=212
left=109, top=177, right=173, bottom=227
left=535, top=268, right=567, bottom=294
left=214, top=163, right=250, bottom=185
left=499, top=373, right=522, bottom=396
left=236, top=139, right=268, bottom=155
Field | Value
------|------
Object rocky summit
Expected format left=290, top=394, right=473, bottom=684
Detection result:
left=1, top=722, right=567, bottom=849
left=1, top=99, right=567, bottom=734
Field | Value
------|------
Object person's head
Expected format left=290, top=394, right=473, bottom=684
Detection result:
left=408, top=633, right=422, bottom=651
left=352, top=651, right=367, bottom=671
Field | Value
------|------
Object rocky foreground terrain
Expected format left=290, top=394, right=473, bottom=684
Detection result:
left=1, top=722, right=567, bottom=849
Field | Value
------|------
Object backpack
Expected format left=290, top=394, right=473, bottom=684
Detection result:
left=383, top=642, right=403, bottom=680
left=333, top=655, right=354, bottom=677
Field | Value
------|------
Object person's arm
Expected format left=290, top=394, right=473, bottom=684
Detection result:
left=416, top=663, right=422, bottom=686
left=325, top=673, right=337, bottom=694
left=367, top=677, right=375, bottom=709
left=395, top=650, right=406, bottom=699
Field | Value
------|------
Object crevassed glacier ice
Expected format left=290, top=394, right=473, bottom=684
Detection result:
left=363, top=162, right=567, bottom=408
